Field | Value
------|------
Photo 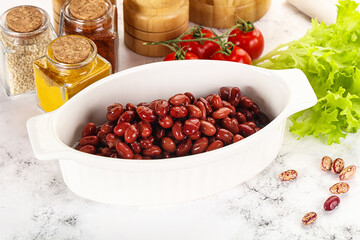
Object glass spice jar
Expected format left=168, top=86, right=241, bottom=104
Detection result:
left=33, top=35, right=111, bottom=112
left=0, top=6, right=56, bottom=96
left=60, top=0, right=118, bottom=73
left=52, top=0, right=117, bottom=36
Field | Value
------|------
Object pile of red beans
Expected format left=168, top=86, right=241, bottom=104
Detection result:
left=76, top=87, right=270, bottom=159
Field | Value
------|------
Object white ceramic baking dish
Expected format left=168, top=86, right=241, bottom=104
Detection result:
left=27, top=60, right=317, bottom=206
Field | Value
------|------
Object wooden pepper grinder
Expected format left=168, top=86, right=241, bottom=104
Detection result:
left=189, top=0, right=272, bottom=28
left=123, top=0, right=189, bottom=57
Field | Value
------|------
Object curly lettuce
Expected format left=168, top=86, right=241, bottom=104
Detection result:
left=254, top=0, right=360, bottom=144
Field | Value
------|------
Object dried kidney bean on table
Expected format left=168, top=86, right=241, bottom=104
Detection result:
left=75, top=87, right=270, bottom=159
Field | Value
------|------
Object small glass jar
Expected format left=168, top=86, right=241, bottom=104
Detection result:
left=34, top=35, right=111, bottom=112
left=52, top=0, right=117, bottom=36
left=60, top=0, right=118, bottom=73
left=0, top=6, right=56, bottom=96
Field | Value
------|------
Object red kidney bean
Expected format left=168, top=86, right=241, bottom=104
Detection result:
left=139, top=136, right=154, bottom=149
left=184, top=92, right=195, bottom=104
left=239, top=96, right=254, bottom=109
left=106, top=104, right=124, bottom=122
left=219, top=87, right=230, bottom=100
left=206, top=117, right=216, bottom=125
left=192, top=137, right=209, bottom=154
left=189, top=131, right=201, bottom=140
left=222, top=100, right=236, bottom=117
left=113, top=122, right=131, bottom=137
left=238, top=108, right=253, bottom=120
left=172, top=121, right=185, bottom=141
left=161, top=137, right=176, bottom=153
left=244, top=121, right=256, bottom=129
left=183, top=118, right=201, bottom=136
left=162, top=151, right=172, bottom=158
left=109, top=153, right=119, bottom=158
left=82, top=122, right=97, bottom=137
left=254, top=127, right=261, bottom=132
left=236, top=112, right=247, bottom=123
left=125, top=103, right=137, bottom=111
left=238, top=124, right=255, bottom=137
left=197, top=97, right=213, bottom=114
left=158, top=115, right=174, bottom=129
left=137, top=106, right=157, bottom=122
left=106, top=133, right=121, bottom=149
left=200, top=120, right=216, bottom=136
left=142, top=145, right=162, bottom=157
left=101, top=121, right=116, bottom=134
left=137, top=102, right=150, bottom=107
left=100, top=147, right=115, bottom=157
left=117, top=110, right=135, bottom=123
left=107, top=103, right=121, bottom=111
left=205, top=94, right=212, bottom=103
left=137, top=121, right=152, bottom=138
left=250, top=103, right=260, bottom=115
left=255, top=112, right=270, bottom=127
left=124, top=124, right=139, bottom=143
left=97, top=130, right=107, bottom=146
left=221, top=117, right=239, bottom=134
left=116, top=142, right=134, bottom=159
left=130, top=141, right=141, bottom=154
left=154, top=127, right=166, bottom=140
left=324, top=196, right=340, bottom=211
left=233, top=134, right=244, bottom=143
left=133, top=154, right=143, bottom=160
left=155, top=100, right=170, bottom=117
left=176, top=138, right=192, bottom=157
left=195, top=101, right=207, bottom=120
left=170, top=106, right=188, bottom=118
left=79, top=145, right=96, bottom=154
left=210, top=94, right=223, bottom=109
left=212, top=107, right=232, bottom=119
left=206, top=140, right=224, bottom=152
left=216, top=128, right=234, bottom=145
left=80, top=135, right=99, bottom=146
left=169, top=94, right=190, bottom=106
left=187, top=104, right=202, bottom=118
left=229, top=87, right=241, bottom=107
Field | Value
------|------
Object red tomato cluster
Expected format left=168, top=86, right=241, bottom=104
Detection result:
left=163, top=21, right=264, bottom=64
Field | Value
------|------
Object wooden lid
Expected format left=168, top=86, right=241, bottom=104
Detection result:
left=123, top=0, right=189, bottom=32
left=6, top=6, right=43, bottom=33
left=52, top=35, right=92, bottom=64
left=69, top=0, right=107, bottom=20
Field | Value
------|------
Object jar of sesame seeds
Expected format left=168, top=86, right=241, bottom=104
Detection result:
left=0, top=5, right=56, bottom=96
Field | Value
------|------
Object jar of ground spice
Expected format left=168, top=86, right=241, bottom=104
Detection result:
left=0, top=6, right=56, bottom=96
left=33, top=35, right=111, bottom=112
left=60, top=0, right=118, bottom=73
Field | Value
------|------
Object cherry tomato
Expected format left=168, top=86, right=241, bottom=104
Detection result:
left=180, top=27, right=219, bottom=59
left=163, top=51, right=199, bottom=61
left=211, top=45, right=252, bottom=65
left=228, top=21, right=264, bottom=60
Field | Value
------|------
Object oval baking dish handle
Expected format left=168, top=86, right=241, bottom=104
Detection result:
left=26, top=113, right=69, bottom=161
left=274, top=68, right=318, bottom=116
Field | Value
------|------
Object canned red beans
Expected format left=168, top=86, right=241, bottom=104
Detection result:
left=75, top=87, right=270, bottom=159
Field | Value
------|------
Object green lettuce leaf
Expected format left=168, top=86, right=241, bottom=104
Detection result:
left=254, top=0, right=360, bottom=144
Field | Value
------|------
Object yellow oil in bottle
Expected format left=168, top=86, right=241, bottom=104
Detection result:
left=34, top=35, right=111, bottom=112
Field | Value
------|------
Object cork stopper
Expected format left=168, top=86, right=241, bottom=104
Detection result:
left=69, top=0, right=107, bottom=20
left=6, top=6, right=43, bottom=33
left=52, top=35, right=92, bottom=64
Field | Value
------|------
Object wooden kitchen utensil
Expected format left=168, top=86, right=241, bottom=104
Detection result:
left=189, top=0, right=271, bottom=28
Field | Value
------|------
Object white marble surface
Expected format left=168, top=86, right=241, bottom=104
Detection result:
left=1, top=0, right=360, bottom=239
